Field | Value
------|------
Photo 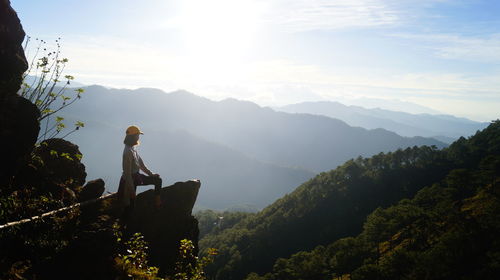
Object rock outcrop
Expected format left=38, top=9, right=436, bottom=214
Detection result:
left=0, top=0, right=28, bottom=95
left=0, top=0, right=40, bottom=185
left=78, top=178, right=105, bottom=202
left=13, top=138, right=87, bottom=202
left=33, top=138, right=87, bottom=189
left=129, top=180, right=201, bottom=275
left=38, top=180, right=202, bottom=279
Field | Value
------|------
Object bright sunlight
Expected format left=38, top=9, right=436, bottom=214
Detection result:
left=171, top=0, right=264, bottom=83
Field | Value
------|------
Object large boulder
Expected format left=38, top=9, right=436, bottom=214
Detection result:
left=0, top=0, right=40, bottom=185
left=129, top=180, right=201, bottom=275
left=1, top=96, right=40, bottom=181
left=0, top=0, right=28, bottom=96
left=78, top=178, right=105, bottom=202
left=15, top=138, right=87, bottom=198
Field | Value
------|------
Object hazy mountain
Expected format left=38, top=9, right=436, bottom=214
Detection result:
left=59, top=85, right=446, bottom=208
left=63, top=86, right=446, bottom=172
left=330, top=96, right=442, bottom=114
left=278, top=101, right=488, bottom=142
left=64, top=117, right=314, bottom=209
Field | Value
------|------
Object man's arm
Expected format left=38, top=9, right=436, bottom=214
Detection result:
left=138, top=155, right=154, bottom=176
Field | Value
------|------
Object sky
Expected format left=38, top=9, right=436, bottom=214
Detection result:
left=11, top=0, right=500, bottom=121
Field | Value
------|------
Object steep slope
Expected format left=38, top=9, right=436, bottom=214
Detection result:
left=248, top=123, right=500, bottom=279
left=278, top=101, right=488, bottom=142
left=199, top=121, right=499, bottom=280
left=63, top=86, right=446, bottom=174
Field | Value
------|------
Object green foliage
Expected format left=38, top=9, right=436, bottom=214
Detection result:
left=173, top=239, right=218, bottom=280
left=20, top=36, right=85, bottom=142
left=114, top=226, right=161, bottom=280
left=45, top=147, right=82, bottom=162
left=112, top=224, right=217, bottom=280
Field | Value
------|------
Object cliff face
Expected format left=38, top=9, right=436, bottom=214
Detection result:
left=0, top=0, right=27, bottom=94
left=41, top=180, right=202, bottom=279
left=0, top=0, right=40, bottom=185
left=129, top=180, right=201, bottom=275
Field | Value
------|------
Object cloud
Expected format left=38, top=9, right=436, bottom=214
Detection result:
left=259, top=0, right=452, bottom=32
left=47, top=34, right=500, bottom=122
left=262, top=0, right=401, bottom=32
left=391, top=33, right=500, bottom=63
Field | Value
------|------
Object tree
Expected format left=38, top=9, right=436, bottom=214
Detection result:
left=19, top=36, right=84, bottom=142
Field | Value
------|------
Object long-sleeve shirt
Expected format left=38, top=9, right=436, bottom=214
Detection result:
left=122, top=145, right=153, bottom=200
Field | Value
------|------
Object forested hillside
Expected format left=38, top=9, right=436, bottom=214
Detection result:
left=199, top=120, right=500, bottom=280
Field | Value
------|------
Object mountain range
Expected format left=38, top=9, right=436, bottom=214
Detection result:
left=278, top=101, right=488, bottom=143
left=60, top=85, right=447, bottom=209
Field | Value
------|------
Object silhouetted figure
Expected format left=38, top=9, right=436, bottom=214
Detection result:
left=118, top=125, right=162, bottom=223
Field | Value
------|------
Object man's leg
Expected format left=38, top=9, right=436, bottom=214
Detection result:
left=139, top=174, right=162, bottom=208
left=137, top=174, right=162, bottom=194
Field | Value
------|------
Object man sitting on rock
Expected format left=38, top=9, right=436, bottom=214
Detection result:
left=118, top=125, right=162, bottom=221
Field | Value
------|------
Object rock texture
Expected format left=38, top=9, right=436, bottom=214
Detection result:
left=78, top=178, right=105, bottom=202
left=33, top=138, right=87, bottom=192
left=0, top=0, right=28, bottom=95
left=129, top=180, right=201, bottom=275
left=11, top=138, right=88, bottom=204
left=0, top=0, right=40, bottom=185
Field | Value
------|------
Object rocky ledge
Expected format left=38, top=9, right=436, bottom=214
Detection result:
left=128, top=179, right=201, bottom=275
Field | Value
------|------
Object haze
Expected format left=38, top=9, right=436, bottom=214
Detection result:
left=12, top=0, right=500, bottom=121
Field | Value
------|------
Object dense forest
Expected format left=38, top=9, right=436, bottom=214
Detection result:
left=199, top=120, right=500, bottom=280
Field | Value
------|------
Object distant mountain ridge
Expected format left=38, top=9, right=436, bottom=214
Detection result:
left=278, top=101, right=488, bottom=143
left=331, top=96, right=441, bottom=114
left=61, top=85, right=446, bottom=209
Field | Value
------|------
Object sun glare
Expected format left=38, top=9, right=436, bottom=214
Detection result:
left=173, top=0, right=264, bottom=83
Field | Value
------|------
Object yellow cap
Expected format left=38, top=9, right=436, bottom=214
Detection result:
left=126, top=125, right=144, bottom=135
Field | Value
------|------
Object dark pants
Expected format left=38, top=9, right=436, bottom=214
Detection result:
left=119, top=172, right=162, bottom=222
left=131, top=172, right=162, bottom=195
